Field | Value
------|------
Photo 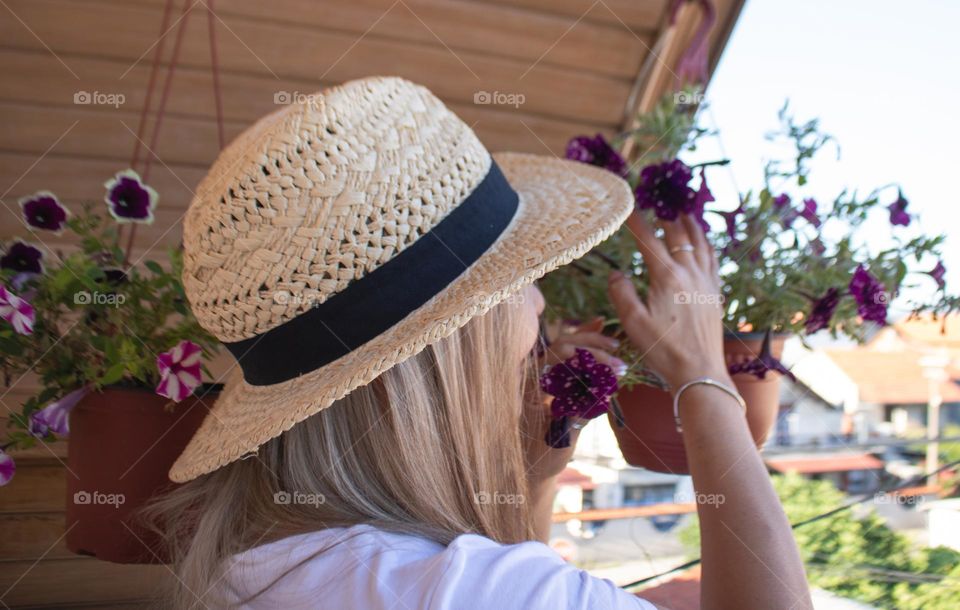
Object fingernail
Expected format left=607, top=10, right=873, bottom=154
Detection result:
left=612, top=358, right=628, bottom=377
left=609, top=271, right=624, bottom=282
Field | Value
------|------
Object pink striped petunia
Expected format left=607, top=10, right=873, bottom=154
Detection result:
left=155, top=340, right=203, bottom=402
left=0, top=448, right=14, bottom=487
left=29, top=386, right=90, bottom=438
left=0, top=285, right=35, bottom=335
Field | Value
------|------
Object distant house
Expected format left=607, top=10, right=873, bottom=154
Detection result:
left=823, top=317, right=960, bottom=437
left=765, top=452, right=885, bottom=493
left=920, top=498, right=960, bottom=551
left=784, top=315, right=960, bottom=441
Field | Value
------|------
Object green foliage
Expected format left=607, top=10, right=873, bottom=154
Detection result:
left=678, top=473, right=960, bottom=608
left=539, top=90, right=956, bottom=384
left=1, top=205, right=218, bottom=451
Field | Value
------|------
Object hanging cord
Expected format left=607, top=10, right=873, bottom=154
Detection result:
left=621, top=455, right=960, bottom=590
left=123, top=0, right=195, bottom=265
left=117, top=0, right=175, bottom=254
left=207, top=0, right=225, bottom=149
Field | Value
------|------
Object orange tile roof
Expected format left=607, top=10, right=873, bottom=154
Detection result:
left=766, top=453, right=884, bottom=474
left=825, top=349, right=960, bottom=404
left=894, top=314, right=960, bottom=349
left=556, top=467, right=595, bottom=490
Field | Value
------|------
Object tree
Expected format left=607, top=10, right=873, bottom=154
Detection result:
left=678, top=473, right=960, bottom=608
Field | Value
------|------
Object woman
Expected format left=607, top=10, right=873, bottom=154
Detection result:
left=153, top=77, right=812, bottom=609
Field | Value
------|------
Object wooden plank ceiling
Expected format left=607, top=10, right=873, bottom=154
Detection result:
left=0, top=0, right=745, bottom=255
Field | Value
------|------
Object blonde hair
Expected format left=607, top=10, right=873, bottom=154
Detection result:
left=146, top=299, right=537, bottom=608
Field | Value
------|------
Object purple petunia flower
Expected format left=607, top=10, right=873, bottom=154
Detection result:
left=715, top=198, right=745, bottom=240
left=848, top=265, right=888, bottom=325
left=29, top=386, right=90, bottom=439
left=887, top=191, right=911, bottom=227
left=104, top=169, right=158, bottom=224
left=772, top=193, right=791, bottom=210
left=805, top=287, right=841, bottom=334
left=540, top=348, right=618, bottom=420
left=728, top=332, right=795, bottom=381
left=927, top=261, right=946, bottom=290
left=810, top=237, right=827, bottom=256
left=565, top=134, right=628, bottom=177
left=799, top=198, right=821, bottom=228
left=635, top=159, right=697, bottom=222
left=0, top=241, right=43, bottom=274
left=0, top=285, right=35, bottom=335
left=545, top=417, right=573, bottom=449
left=0, top=448, right=14, bottom=487
left=156, top=340, right=203, bottom=402
left=19, top=191, right=69, bottom=234
left=690, top=168, right=714, bottom=232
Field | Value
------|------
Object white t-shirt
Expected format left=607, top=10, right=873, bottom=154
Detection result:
left=221, top=524, right=657, bottom=609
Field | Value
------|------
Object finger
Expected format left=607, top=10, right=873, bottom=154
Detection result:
left=579, top=348, right=626, bottom=374
left=577, top=317, right=604, bottom=333
left=607, top=271, right=649, bottom=336
left=660, top=218, right=695, bottom=264
left=556, top=331, right=620, bottom=352
left=624, top=212, right=673, bottom=279
left=680, top=213, right=712, bottom=271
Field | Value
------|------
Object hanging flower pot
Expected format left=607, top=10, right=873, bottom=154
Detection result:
left=610, top=333, right=787, bottom=474
left=65, top=384, right=219, bottom=564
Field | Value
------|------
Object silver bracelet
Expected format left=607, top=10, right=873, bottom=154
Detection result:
left=672, top=377, right=747, bottom=433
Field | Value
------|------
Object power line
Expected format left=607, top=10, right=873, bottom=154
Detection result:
left=621, top=456, right=960, bottom=591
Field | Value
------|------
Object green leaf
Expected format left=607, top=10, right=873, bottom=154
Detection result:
left=99, top=362, right=128, bottom=386
left=145, top=260, right=163, bottom=275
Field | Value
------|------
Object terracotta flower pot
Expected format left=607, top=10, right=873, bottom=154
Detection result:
left=610, top=334, right=786, bottom=474
left=65, top=385, right=218, bottom=564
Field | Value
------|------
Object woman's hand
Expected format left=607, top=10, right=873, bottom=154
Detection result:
left=605, top=211, right=813, bottom=609
left=542, top=318, right=626, bottom=377
left=521, top=318, right=624, bottom=542
left=522, top=319, right=622, bottom=482
left=606, top=212, right=729, bottom=389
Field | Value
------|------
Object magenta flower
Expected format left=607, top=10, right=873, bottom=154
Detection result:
left=887, top=191, right=911, bottom=227
left=156, top=340, right=203, bottom=402
left=0, top=241, right=43, bottom=274
left=540, top=348, right=618, bottom=420
left=805, top=287, right=840, bottom=334
left=29, top=387, right=90, bottom=438
left=926, top=261, right=946, bottom=290
left=848, top=265, right=887, bottom=325
left=728, top=332, right=795, bottom=381
left=635, top=159, right=697, bottom=221
left=715, top=198, right=745, bottom=240
left=0, top=448, right=14, bottom=487
left=19, top=191, right=69, bottom=234
left=545, top=417, right=574, bottom=448
left=104, top=169, right=158, bottom=224
left=799, top=198, right=821, bottom=228
left=0, top=285, right=35, bottom=335
left=772, top=193, right=791, bottom=210
left=565, top=134, right=627, bottom=177
left=691, top=168, right=714, bottom=232
left=810, top=237, right=827, bottom=256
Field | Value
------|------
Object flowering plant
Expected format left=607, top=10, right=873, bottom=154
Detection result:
left=540, top=89, right=956, bottom=385
left=0, top=172, right=218, bottom=485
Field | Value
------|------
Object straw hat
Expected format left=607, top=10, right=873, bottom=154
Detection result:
left=169, top=76, right=632, bottom=482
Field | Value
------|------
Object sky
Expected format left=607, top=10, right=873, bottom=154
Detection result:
left=685, top=0, right=959, bottom=318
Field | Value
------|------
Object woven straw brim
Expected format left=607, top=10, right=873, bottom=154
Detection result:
left=169, top=152, right=632, bottom=482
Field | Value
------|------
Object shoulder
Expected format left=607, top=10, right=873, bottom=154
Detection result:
left=233, top=525, right=657, bottom=610
left=434, top=533, right=657, bottom=610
